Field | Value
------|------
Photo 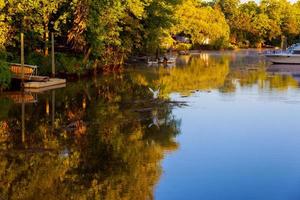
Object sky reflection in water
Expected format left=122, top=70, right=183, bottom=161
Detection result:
left=155, top=50, right=300, bottom=200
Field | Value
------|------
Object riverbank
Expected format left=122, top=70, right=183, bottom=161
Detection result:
left=0, top=47, right=277, bottom=92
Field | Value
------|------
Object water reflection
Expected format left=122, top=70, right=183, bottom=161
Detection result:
left=1, top=50, right=300, bottom=199
left=130, top=50, right=300, bottom=97
left=0, top=74, right=181, bottom=199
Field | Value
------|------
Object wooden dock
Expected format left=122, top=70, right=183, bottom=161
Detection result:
left=24, top=78, right=66, bottom=89
left=9, top=62, right=66, bottom=92
left=9, top=33, right=66, bottom=93
left=11, top=72, right=66, bottom=92
left=24, top=81, right=66, bottom=93
left=12, top=74, right=50, bottom=82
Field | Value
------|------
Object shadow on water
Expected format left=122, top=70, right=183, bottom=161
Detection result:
left=1, top=50, right=300, bottom=199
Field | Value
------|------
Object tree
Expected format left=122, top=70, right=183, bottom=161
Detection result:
left=172, top=0, right=230, bottom=48
left=0, top=0, right=10, bottom=49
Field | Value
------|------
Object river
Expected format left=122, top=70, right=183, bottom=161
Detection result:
left=1, top=50, right=300, bottom=200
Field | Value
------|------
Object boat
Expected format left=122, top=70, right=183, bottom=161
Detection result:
left=265, top=43, right=300, bottom=64
left=147, top=58, right=159, bottom=65
left=158, top=56, right=177, bottom=64
left=178, top=50, right=190, bottom=55
left=147, top=56, right=177, bottom=65
left=9, top=63, right=38, bottom=75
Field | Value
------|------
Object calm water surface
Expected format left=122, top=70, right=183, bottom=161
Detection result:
left=1, top=50, right=300, bottom=199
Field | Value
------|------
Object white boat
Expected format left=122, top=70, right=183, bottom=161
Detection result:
left=158, top=56, right=177, bottom=64
left=147, top=56, right=177, bottom=65
left=265, top=43, right=300, bottom=64
left=147, top=59, right=158, bottom=65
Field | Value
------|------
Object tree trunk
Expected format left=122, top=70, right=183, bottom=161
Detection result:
left=93, top=59, right=98, bottom=75
left=83, top=47, right=92, bottom=64
left=44, top=23, right=49, bottom=56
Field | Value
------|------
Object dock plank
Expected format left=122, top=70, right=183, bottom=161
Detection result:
left=12, top=75, right=50, bottom=82
left=24, top=78, right=66, bottom=89
left=24, top=83, right=66, bottom=93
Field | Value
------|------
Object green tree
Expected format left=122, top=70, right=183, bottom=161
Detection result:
left=172, top=0, right=230, bottom=48
left=0, top=0, right=10, bottom=49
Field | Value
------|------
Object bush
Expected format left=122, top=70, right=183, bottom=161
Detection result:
left=176, top=43, right=192, bottom=51
left=0, top=49, right=7, bottom=60
left=0, top=60, right=11, bottom=90
left=211, top=36, right=229, bottom=50
left=26, top=52, right=87, bottom=76
left=56, top=53, right=86, bottom=75
left=0, top=49, right=11, bottom=90
left=26, top=52, right=52, bottom=75
left=226, top=43, right=237, bottom=50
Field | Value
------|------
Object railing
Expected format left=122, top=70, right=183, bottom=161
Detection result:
left=263, top=49, right=289, bottom=55
left=9, top=63, right=38, bottom=76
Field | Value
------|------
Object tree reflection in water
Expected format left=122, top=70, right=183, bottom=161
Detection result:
left=130, top=51, right=300, bottom=96
left=0, top=74, right=181, bottom=200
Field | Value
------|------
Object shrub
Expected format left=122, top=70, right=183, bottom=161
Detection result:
left=176, top=43, right=192, bottom=51
left=26, top=52, right=87, bottom=76
left=26, top=52, right=52, bottom=75
left=0, top=49, right=11, bottom=90
left=211, top=36, right=229, bottom=50
left=56, top=53, right=86, bottom=75
left=0, top=60, right=11, bottom=91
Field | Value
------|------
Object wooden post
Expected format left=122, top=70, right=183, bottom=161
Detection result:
left=281, top=35, right=287, bottom=50
left=51, top=90, right=55, bottom=133
left=21, top=98, right=25, bottom=143
left=51, top=32, right=55, bottom=77
left=21, top=32, right=24, bottom=87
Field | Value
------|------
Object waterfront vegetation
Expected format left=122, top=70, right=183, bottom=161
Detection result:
left=1, top=0, right=300, bottom=89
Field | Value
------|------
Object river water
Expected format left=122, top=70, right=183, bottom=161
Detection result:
left=1, top=50, right=300, bottom=199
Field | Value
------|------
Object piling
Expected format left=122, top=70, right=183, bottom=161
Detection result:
left=51, top=90, right=55, bottom=133
left=51, top=32, right=55, bottom=77
left=21, top=33, right=24, bottom=87
left=21, top=99, right=25, bottom=143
